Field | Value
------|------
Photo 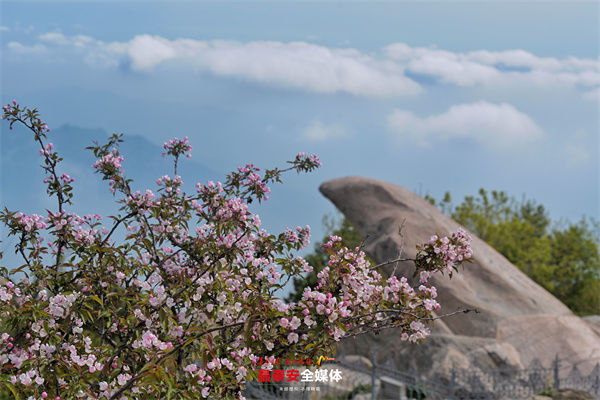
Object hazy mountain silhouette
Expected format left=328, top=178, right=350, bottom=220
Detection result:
left=1, top=123, right=219, bottom=217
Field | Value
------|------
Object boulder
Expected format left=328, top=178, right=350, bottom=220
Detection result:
left=320, top=177, right=600, bottom=372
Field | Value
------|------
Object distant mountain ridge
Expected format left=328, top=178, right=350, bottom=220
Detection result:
left=1, top=123, right=219, bottom=217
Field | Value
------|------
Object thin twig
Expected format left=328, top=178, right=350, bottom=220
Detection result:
left=370, top=256, right=415, bottom=270
left=391, top=219, right=406, bottom=276
left=358, top=233, right=370, bottom=252
left=100, top=211, right=138, bottom=247
left=17, top=233, right=32, bottom=268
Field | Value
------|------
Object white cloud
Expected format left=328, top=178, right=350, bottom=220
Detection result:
left=4, top=34, right=422, bottom=97
left=123, top=36, right=421, bottom=97
left=303, top=120, right=346, bottom=141
left=5, top=33, right=600, bottom=97
left=0, top=26, right=10, bottom=32
left=386, top=43, right=600, bottom=89
left=387, top=101, right=544, bottom=149
left=7, top=42, right=47, bottom=55
left=22, top=33, right=420, bottom=97
left=39, top=32, right=96, bottom=48
left=126, top=35, right=180, bottom=70
left=39, top=32, right=70, bottom=46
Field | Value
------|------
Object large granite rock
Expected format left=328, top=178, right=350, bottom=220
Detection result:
left=320, top=177, right=600, bottom=372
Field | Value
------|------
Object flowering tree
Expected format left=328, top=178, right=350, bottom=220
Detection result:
left=0, top=102, right=473, bottom=400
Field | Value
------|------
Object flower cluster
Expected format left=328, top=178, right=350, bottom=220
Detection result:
left=416, top=227, right=473, bottom=283
left=93, top=149, right=124, bottom=173
left=283, top=226, right=311, bottom=250
left=0, top=103, right=472, bottom=400
left=162, top=136, right=192, bottom=159
left=16, top=213, right=47, bottom=232
left=125, top=190, right=156, bottom=212
left=92, top=148, right=126, bottom=194
left=1, top=101, right=16, bottom=117
left=291, top=152, right=322, bottom=173
left=39, top=143, right=54, bottom=156
left=2, top=101, right=50, bottom=133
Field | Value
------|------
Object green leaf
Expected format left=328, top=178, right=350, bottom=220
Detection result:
left=88, top=295, right=103, bottom=307
left=4, top=383, right=20, bottom=400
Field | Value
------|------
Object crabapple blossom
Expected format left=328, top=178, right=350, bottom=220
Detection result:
left=0, top=102, right=472, bottom=400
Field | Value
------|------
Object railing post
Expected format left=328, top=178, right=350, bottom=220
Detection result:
left=449, top=367, right=456, bottom=400
left=595, top=363, right=599, bottom=396
left=371, top=350, right=377, bottom=400
left=553, top=354, right=560, bottom=391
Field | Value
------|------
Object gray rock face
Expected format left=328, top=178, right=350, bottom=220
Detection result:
left=496, top=315, right=600, bottom=372
left=320, top=177, right=600, bottom=371
left=583, top=315, right=600, bottom=337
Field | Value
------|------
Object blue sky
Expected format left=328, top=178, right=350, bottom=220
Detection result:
left=1, top=1, right=599, bottom=266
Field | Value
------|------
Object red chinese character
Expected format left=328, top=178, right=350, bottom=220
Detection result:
left=286, top=358, right=293, bottom=365
left=286, top=369, right=300, bottom=382
left=275, top=357, right=281, bottom=365
left=272, top=369, right=285, bottom=382
left=258, top=357, right=265, bottom=365
left=258, top=369, right=271, bottom=382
